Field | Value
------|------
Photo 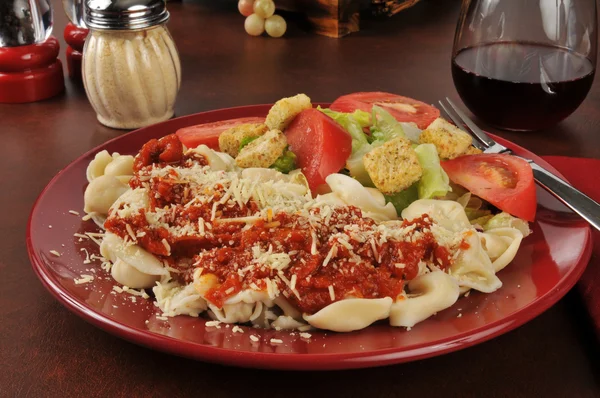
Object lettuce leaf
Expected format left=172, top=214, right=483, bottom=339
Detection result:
left=346, top=144, right=375, bottom=187
left=384, top=183, right=419, bottom=214
left=484, top=212, right=531, bottom=236
left=319, top=107, right=370, bottom=152
left=370, top=105, right=405, bottom=145
left=465, top=208, right=492, bottom=221
left=348, top=109, right=372, bottom=128
left=399, top=122, right=423, bottom=143
left=239, top=136, right=259, bottom=151
left=270, top=149, right=297, bottom=174
left=414, top=143, right=451, bottom=199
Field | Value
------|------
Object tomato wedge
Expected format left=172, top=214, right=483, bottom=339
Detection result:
left=285, top=108, right=352, bottom=192
left=330, top=92, right=440, bottom=129
left=441, top=154, right=536, bottom=222
left=176, top=116, right=265, bottom=149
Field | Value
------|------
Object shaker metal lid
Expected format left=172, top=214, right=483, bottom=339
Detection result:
left=84, top=0, right=169, bottom=30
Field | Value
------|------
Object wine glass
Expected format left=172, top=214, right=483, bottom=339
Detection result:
left=451, top=0, right=597, bottom=131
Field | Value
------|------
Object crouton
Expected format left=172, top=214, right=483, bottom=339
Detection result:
left=363, top=137, right=423, bottom=194
left=463, top=145, right=483, bottom=155
left=218, top=123, right=268, bottom=157
left=419, top=118, right=472, bottom=159
left=235, top=129, right=287, bottom=168
left=265, top=94, right=312, bottom=131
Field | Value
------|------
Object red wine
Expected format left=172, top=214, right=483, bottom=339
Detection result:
left=452, top=42, right=595, bottom=131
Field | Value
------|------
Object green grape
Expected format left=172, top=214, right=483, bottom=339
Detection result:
left=238, top=0, right=255, bottom=17
left=245, top=14, right=265, bottom=36
left=265, top=15, right=286, bottom=38
left=253, top=0, right=275, bottom=19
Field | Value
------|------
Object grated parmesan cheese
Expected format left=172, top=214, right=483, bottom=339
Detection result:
left=161, top=239, right=171, bottom=254
left=322, top=244, right=337, bottom=267
left=80, top=248, right=91, bottom=264
left=205, top=320, right=221, bottom=328
left=125, top=224, right=137, bottom=242
left=74, top=274, right=94, bottom=284
left=310, top=230, right=318, bottom=255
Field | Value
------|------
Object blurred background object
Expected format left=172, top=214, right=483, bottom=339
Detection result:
left=240, top=0, right=287, bottom=37
left=62, top=0, right=84, bottom=27
left=63, top=22, right=87, bottom=80
left=276, top=0, right=422, bottom=37
left=370, top=0, right=421, bottom=16
left=62, top=0, right=88, bottom=80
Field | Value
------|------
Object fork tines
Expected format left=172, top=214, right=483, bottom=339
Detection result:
left=438, top=97, right=509, bottom=154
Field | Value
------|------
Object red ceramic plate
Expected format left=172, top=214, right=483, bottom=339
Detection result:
left=27, top=104, right=592, bottom=370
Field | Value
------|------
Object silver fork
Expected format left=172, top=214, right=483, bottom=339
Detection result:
left=439, top=97, right=600, bottom=231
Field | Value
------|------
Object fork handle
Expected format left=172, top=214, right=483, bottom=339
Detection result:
left=531, top=162, right=600, bottom=231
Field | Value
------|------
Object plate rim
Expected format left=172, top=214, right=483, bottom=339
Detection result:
left=26, top=104, right=593, bottom=370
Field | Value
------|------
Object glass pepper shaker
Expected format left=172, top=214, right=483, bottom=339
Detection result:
left=82, top=0, right=181, bottom=129
left=0, top=0, right=64, bottom=103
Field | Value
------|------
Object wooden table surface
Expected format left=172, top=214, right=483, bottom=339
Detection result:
left=1, top=0, right=599, bottom=396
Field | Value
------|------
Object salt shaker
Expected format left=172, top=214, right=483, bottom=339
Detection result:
left=82, top=0, right=181, bottom=129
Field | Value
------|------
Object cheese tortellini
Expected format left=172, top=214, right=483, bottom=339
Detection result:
left=402, top=199, right=503, bottom=294
left=86, top=150, right=134, bottom=184
left=479, top=227, right=524, bottom=272
left=402, top=199, right=470, bottom=232
left=390, top=271, right=460, bottom=328
left=241, top=168, right=310, bottom=197
left=188, top=270, right=309, bottom=329
left=84, top=150, right=135, bottom=224
left=317, top=173, right=398, bottom=222
left=100, top=233, right=168, bottom=289
left=303, top=297, right=393, bottom=332
left=84, top=175, right=129, bottom=217
left=189, top=145, right=236, bottom=171
left=208, top=302, right=259, bottom=324
left=451, top=230, right=502, bottom=293
left=153, top=282, right=207, bottom=317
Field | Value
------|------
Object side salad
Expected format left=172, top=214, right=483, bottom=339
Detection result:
left=176, top=92, right=536, bottom=224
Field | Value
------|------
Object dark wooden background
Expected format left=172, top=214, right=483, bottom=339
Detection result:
left=1, top=0, right=599, bottom=396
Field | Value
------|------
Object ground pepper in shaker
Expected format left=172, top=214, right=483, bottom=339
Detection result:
left=82, top=0, right=181, bottom=129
